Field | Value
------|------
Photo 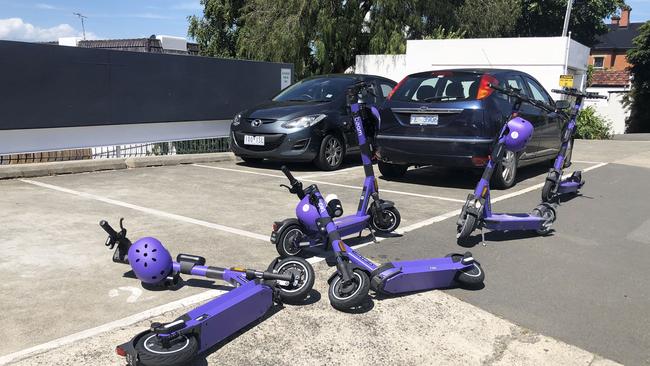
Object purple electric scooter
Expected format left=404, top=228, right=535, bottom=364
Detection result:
left=100, top=219, right=314, bottom=366
left=541, top=87, right=607, bottom=202
left=456, top=83, right=557, bottom=243
left=271, top=82, right=401, bottom=258
left=280, top=166, right=484, bottom=310
left=277, top=83, right=484, bottom=311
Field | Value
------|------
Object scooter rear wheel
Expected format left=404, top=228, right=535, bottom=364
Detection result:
left=456, top=212, right=476, bottom=240
left=273, top=256, right=315, bottom=304
left=532, top=204, right=556, bottom=235
left=446, top=254, right=485, bottom=287
left=328, top=269, right=370, bottom=310
left=134, top=332, right=198, bottom=366
left=370, top=206, right=401, bottom=234
left=276, top=225, right=305, bottom=258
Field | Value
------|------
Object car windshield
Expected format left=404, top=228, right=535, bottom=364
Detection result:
left=391, top=71, right=482, bottom=102
left=273, top=77, right=353, bottom=102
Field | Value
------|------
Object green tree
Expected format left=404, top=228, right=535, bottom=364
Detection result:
left=188, top=0, right=245, bottom=58
left=516, top=0, right=624, bottom=47
left=625, top=21, right=650, bottom=132
left=457, top=0, right=521, bottom=38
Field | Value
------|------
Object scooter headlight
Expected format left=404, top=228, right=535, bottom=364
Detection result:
left=281, top=114, right=326, bottom=129
left=474, top=200, right=482, bottom=209
left=232, top=113, right=242, bottom=126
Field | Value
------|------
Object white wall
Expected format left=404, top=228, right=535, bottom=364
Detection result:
left=584, top=87, right=630, bottom=135
left=355, top=36, right=590, bottom=101
left=355, top=54, right=406, bottom=83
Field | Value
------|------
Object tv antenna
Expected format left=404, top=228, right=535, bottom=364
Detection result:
left=73, top=12, right=88, bottom=40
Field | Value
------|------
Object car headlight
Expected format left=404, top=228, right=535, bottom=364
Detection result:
left=232, top=113, right=242, bottom=126
left=281, top=114, right=326, bottom=129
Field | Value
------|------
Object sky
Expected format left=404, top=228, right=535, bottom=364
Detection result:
left=0, top=0, right=649, bottom=43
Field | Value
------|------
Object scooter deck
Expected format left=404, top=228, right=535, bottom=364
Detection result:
left=484, top=213, right=545, bottom=231
left=335, top=214, right=370, bottom=237
left=558, top=180, right=582, bottom=194
left=379, top=257, right=464, bottom=294
left=183, top=280, right=273, bottom=353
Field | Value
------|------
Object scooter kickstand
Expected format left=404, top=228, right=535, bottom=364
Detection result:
left=481, top=227, right=487, bottom=246
left=369, top=227, right=378, bottom=243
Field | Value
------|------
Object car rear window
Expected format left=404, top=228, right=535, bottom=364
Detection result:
left=390, top=72, right=482, bottom=102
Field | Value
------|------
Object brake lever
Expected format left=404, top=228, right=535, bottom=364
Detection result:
left=105, top=236, right=116, bottom=249
left=280, top=184, right=291, bottom=191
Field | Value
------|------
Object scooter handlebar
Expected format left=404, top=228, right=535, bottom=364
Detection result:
left=280, top=165, right=297, bottom=185
left=99, top=220, right=119, bottom=238
left=262, top=271, right=295, bottom=283
left=489, top=83, right=555, bottom=113
left=551, top=88, right=606, bottom=99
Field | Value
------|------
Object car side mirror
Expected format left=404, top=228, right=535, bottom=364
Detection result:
left=555, top=100, right=571, bottom=110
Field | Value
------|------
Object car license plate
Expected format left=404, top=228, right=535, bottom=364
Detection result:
left=244, top=135, right=265, bottom=146
left=410, top=114, right=438, bottom=125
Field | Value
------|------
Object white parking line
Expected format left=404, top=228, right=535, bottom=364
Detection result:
left=298, top=165, right=362, bottom=179
left=192, top=163, right=466, bottom=203
left=7, top=162, right=609, bottom=363
left=0, top=289, right=226, bottom=365
left=19, top=179, right=269, bottom=242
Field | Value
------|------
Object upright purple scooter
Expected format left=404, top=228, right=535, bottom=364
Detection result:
left=456, top=83, right=557, bottom=243
left=541, top=87, right=607, bottom=202
left=100, top=219, right=314, bottom=366
left=278, top=82, right=484, bottom=311
left=271, top=82, right=400, bottom=258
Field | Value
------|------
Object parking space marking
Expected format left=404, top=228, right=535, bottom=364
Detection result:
left=19, top=179, right=269, bottom=242
left=0, top=289, right=226, bottom=365
left=298, top=165, right=362, bottom=179
left=572, top=160, right=607, bottom=164
left=192, top=164, right=465, bottom=203
left=7, top=162, right=609, bottom=363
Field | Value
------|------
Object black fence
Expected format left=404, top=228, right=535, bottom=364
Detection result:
left=0, top=40, right=293, bottom=130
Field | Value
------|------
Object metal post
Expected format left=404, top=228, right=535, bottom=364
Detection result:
left=562, top=0, right=574, bottom=37
left=73, top=13, right=88, bottom=40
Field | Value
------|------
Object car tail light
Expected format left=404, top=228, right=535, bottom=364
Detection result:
left=115, top=346, right=127, bottom=357
left=472, top=156, right=490, bottom=166
left=477, top=74, right=499, bottom=100
left=387, top=77, right=408, bottom=100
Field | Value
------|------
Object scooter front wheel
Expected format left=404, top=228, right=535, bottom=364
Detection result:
left=276, top=225, right=305, bottom=258
left=456, top=212, right=476, bottom=240
left=328, top=269, right=370, bottom=310
left=134, top=332, right=198, bottom=366
left=370, top=206, right=401, bottom=234
left=541, top=180, right=556, bottom=202
left=273, top=256, right=315, bottom=304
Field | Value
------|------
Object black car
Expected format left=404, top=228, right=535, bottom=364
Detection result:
left=230, top=74, right=397, bottom=170
left=375, top=69, right=569, bottom=188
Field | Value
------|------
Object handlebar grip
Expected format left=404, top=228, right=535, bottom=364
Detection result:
left=263, top=271, right=294, bottom=282
left=99, top=220, right=118, bottom=237
left=280, top=165, right=297, bottom=184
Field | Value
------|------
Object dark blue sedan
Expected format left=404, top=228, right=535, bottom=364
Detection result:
left=375, top=69, right=567, bottom=188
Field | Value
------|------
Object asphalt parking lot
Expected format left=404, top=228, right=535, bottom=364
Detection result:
left=1, top=139, right=649, bottom=365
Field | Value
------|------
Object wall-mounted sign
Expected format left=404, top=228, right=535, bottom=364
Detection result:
left=281, top=68, right=292, bottom=90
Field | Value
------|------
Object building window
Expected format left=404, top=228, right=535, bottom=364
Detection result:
left=593, top=56, right=605, bottom=69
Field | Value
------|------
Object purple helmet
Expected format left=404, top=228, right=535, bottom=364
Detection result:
left=503, top=117, right=533, bottom=152
left=128, top=237, right=173, bottom=284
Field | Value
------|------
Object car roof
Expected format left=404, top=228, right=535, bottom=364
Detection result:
left=303, top=73, right=396, bottom=84
left=408, top=68, right=523, bottom=77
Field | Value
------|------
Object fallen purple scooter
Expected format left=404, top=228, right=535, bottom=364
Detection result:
left=271, top=81, right=400, bottom=258
left=456, top=83, right=557, bottom=243
left=280, top=165, right=484, bottom=311
left=100, top=219, right=314, bottom=366
left=541, top=87, right=607, bottom=202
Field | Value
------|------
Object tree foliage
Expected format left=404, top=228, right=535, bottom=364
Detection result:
left=516, top=0, right=624, bottom=47
left=187, top=0, right=625, bottom=78
left=625, top=21, right=650, bottom=133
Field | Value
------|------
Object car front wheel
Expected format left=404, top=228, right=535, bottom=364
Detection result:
left=315, top=134, right=344, bottom=171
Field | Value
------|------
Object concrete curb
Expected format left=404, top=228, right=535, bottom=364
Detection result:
left=0, top=152, right=236, bottom=179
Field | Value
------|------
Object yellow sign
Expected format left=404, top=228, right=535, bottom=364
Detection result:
left=559, top=74, right=574, bottom=88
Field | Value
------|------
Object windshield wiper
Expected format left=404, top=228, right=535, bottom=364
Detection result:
left=285, top=99, right=310, bottom=102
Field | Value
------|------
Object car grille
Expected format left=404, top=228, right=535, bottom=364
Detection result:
left=233, top=131, right=286, bottom=151
left=245, top=118, right=277, bottom=126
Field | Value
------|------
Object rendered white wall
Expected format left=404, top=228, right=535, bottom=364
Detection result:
left=584, top=87, right=630, bottom=135
left=355, top=54, right=406, bottom=83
